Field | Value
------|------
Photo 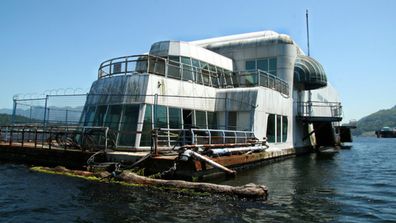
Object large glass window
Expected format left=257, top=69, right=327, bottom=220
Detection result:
left=282, top=116, right=288, bottom=142
left=245, top=58, right=277, bottom=76
left=149, top=57, right=165, bottom=76
left=207, top=112, right=217, bottom=129
left=118, top=105, right=139, bottom=146
left=257, top=59, right=268, bottom=71
left=245, top=60, right=256, bottom=70
left=266, top=114, right=288, bottom=143
left=154, top=105, right=168, bottom=128
left=224, top=71, right=233, bottom=87
left=104, top=105, right=122, bottom=130
left=169, top=107, right=182, bottom=129
left=269, top=58, right=277, bottom=75
left=83, top=106, right=96, bottom=126
left=195, top=111, right=207, bottom=129
left=181, top=56, right=194, bottom=81
left=159, top=56, right=232, bottom=88
left=266, top=114, right=276, bottom=143
left=200, top=62, right=211, bottom=86
left=167, top=56, right=181, bottom=79
left=93, top=105, right=107, bottom=126
left=140, top=105, right=152, bottom=147
left=228, top=112, right=237, bottom=130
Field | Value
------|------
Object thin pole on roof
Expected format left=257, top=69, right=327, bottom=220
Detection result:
left=306, top=9, right=310, bottom=56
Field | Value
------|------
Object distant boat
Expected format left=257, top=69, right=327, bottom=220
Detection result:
left=375, top=127, right=396, bottom=138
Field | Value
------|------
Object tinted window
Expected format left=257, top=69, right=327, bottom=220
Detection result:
left=140, top=105, right=152, bottom=146
left=266, top=114, right=275, bottom=143
left=119, top=105, right=139, bottom=146
left=93, top=105, right=107, bottom=126
left=104, top=105, right=122, bottom=130
left=155, top=105, right=167, bottom=128
left=257, top=59, right=268, bottom=71
left=207, top=112, right=217, bottom=129
left=228, top=112, right=237, bottom=130
left=169, top=107, right=182, bottom=129
left=245, top=60, right=256, bottom=70
left=195, top=111, right=207, bottom=129
left=282, top=116, right=288, bottom=142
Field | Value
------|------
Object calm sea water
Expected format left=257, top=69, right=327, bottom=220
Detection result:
left=0, top=137, right=395, bottom=222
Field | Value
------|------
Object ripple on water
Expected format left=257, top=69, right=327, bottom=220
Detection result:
left=0, top=137, right=395, bottom=222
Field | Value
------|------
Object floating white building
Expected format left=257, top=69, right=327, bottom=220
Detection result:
left=81, top=30, right=343, bottom=154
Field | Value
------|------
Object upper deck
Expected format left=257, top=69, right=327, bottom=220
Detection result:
left=98, top=54, right=289, bottom=96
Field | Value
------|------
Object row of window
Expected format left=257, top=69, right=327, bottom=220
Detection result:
left=135, top=55, right=236, bottom=88
left=245, top=58, right=277, bottom=76
left=81, top=104, right=220, bottom=147
left=169, top=56, right=236, bottom=88
left=82, top=104, right=139, bottom=146
left=81, top=103, right=288, bottom=147
left=266, top=114, right=288, bottom=143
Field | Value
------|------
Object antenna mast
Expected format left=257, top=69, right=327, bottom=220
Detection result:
left=306, top=9, right=310, bottom=56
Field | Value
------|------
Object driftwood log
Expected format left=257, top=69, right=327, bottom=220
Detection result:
left=117, top=171, right=268, bottom=199
left=33, top=166, right=268, bottom=199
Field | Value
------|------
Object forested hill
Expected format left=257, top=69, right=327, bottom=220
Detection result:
left=354, top=105, right=396, bottom=135
left=0, top=113, right=33, bottom=125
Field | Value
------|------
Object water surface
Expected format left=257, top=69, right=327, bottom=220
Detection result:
left=0, top=137, right=395, bottom=222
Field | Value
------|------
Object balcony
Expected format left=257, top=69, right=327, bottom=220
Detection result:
left=297, top=101, right=342, bottom=122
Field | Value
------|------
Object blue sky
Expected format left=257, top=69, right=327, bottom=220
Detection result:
left=0, top=0, right=395, bottom=122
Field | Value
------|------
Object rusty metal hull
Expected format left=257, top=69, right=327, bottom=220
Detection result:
left=146, top=147, right=313, bottom=180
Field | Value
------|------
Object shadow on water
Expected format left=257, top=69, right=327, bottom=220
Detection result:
left=0, top=137, right=395, bottom=222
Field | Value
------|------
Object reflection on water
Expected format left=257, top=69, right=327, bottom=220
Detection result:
left=0, top=137, right=395, bottom=222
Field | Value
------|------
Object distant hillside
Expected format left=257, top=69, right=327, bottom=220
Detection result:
left=353, top=105, right=396, bottom=135
left=0, top=113, right=35, bottom=126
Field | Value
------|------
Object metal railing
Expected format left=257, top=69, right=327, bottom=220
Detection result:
left=297, top=101, right=342, bottom=121
left=98, top=54, right=289, bottom=95
left=236, top=70, right=289, bottom=95
left=153, top=128, right=258, bottom=149
left=0, top=125, right=116, bottom=151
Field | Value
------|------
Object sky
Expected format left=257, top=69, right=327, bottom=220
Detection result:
left=0, top=0, right=395, bottom=122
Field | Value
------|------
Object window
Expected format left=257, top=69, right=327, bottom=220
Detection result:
left=154, top=105, right=168, bottom=128
left=140, top=105, right=152, bottom=147
left=157, top=56, right=232, bottom=88
left=104, top=105, right=122, bottom=130
left=282, top=116, right=288, bottom=142
left=167, top=56, right=181, bottom=79
left=245, top=60, right=256, bottom=70
left=269, top=58, right=277, bottom=75
left=195, top=111, right=207, bottom=129
left=266, top=114, right=276, bottom=143
left=228, top=112, right=237, bottom=130
left=257, top=59, right=268, bottom=71
left=192, top=59, right=202, bottom=84
left=245, top=58, right=277, bottom=76
left=181, top=57, right=194, bottom=81
left=200, top=62, right=211, bottom=86
left=266, top=114, right=288, bottom=143
left=83, top=106, right=96, bottom=126
left=224, top=70, right=233, bottom=87
left=169, top=107, right=182, bottom=129
left=118, top=105, right=139, bottom=146
left=93, top=105, right=107, bottom=126
left=207, top=112, right=217, bottom=129
left=149, top=57, right=165, bottom=76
